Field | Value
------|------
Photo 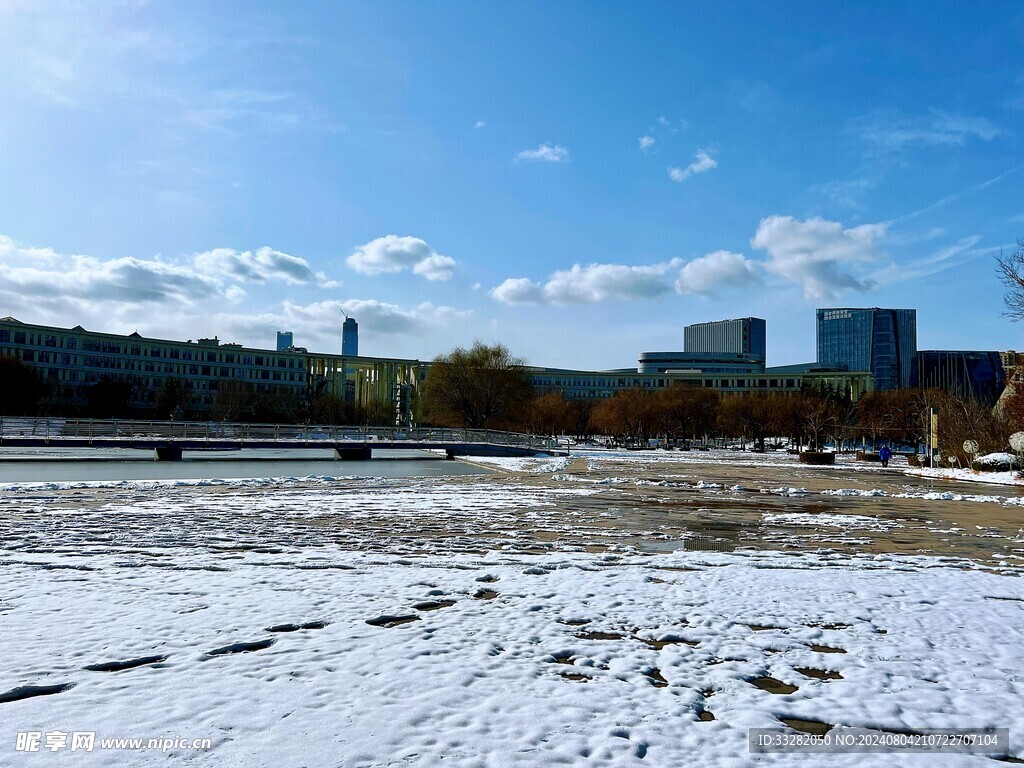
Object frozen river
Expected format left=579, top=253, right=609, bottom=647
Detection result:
left=0, top=447, right=489, bottom=483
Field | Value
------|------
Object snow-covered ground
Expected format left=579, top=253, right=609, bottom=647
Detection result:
left=906, top=465, right=1023, bottom=487
left=2, top=448, right=1023, bottom=766
left=3, top=547, right=1022, bottom=767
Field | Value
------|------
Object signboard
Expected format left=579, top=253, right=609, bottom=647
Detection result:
left=821, top=310, right=853, bottom=321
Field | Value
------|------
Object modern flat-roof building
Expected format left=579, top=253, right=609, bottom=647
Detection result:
left=637, top=351, right=765, bottom=375
left=911, top=350, right=1006, bottom=406
left=0, top=317, right=423, bottom=420
left=684, top=317, right=766, bottom=360
left=816, top=308, right=916, bottom=390
left=528, top=366, right=873, bottom=402
left=276, top=331, right=294, bottom=352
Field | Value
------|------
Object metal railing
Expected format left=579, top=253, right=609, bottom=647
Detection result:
left=0, top=417, right=566, bottom=453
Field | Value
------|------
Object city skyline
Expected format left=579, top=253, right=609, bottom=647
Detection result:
left=0, top=1, right=1022, bottom=368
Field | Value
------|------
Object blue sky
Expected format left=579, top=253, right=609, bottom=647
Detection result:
left=0, top=0, right=1021, bottom=368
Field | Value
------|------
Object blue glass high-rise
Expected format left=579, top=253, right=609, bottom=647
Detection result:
left=816, top=308, right=917, bottom=390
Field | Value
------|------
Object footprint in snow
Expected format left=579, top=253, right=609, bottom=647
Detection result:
left=0, top=683, right=76, bottom=703
left=365, top=614, right=420, bottom=628
left=204, top=639, right=276, bottom=657
left=265, top=621, right=330, bottom=633
left=84, top=655, right=168, bottom=672
left=413, top=600, right=456, bottom=612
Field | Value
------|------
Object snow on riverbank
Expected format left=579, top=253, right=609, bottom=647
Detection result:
left=1, top=547, right=1022, bottom=767
left=905, top=465, right=1023, bottom=487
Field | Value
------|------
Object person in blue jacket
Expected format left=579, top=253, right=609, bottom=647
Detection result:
left=879, top=444, right=892, bottom=468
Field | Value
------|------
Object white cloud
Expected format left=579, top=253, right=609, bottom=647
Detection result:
left=639, top=135, right=655, bottom=152
left=668, top=149, right=717, bottom=182
left=0, top=247, right=220, bottom=309
left=215, top=299, right=471, bottom=341
left=491, top=261, right=681, bottom=306
left=0, top=234, right=468, bottom=355
left=853, top=110, right=1008, bottom=151
left=812, top=177, right=877, bottom=209
left=751, top=216, right=885, bottom=299
left=490, top=277, right=546, bottom=305
left=346, top=235, right=456, bottom=280
left=0, top=234, right=348, bottom=335
left=0, top=234, right=64, bottom=263
left=411, top=253, right=457, bottom=282
left=675, top=251, right=762, bottom=296
left=514, top=143, right=570, bottom=164
left=193, top=246, right=320, bottom=284
left=871, top=235, right=985, bottom=284
left=474, top=120, right=486, bottom=129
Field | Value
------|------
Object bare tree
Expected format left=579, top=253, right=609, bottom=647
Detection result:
left=422, top=342, right=533, bottom=429
left=996, top=239, right=1024, bottom=321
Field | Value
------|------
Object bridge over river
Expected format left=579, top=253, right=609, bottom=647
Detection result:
left=0, top=418, right=566, bottom=461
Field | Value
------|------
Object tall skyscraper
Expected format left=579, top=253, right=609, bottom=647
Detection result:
left=816, top=308, right=917, bottom=390
left=684, top=317, right=766, bottom=360
left=342, top=316, right=358, bottom=356
left=276, top=331, right=294, bottom=351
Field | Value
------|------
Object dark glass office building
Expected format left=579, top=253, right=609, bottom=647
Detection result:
left=816, top=308, right=917, bottom=390
left=911, top=350, right=1006, bottom=406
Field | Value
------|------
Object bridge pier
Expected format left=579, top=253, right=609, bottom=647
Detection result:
left=154, top=445, right=183, bottom=462
left=445, top=449, right=457, bottom=460
left=335, top=446, right=372, bottom=461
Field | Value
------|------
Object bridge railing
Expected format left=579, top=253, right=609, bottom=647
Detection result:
left=0, top=417, right=564, bottom=452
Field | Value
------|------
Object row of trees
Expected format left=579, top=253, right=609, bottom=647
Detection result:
left=420, top=343, right=1024, bottom=463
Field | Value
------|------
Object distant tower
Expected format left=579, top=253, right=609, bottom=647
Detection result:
left=276, top=330, right=294, bottom=351
left=342, top=314, right=358, bottom=356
